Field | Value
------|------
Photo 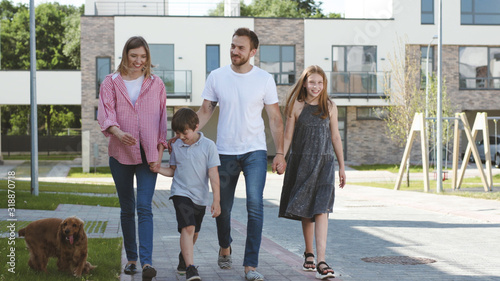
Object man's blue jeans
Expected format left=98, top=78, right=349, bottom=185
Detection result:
left=109, top=148, right=157, bottom=267
left=216, top=150, right=267, bottom=268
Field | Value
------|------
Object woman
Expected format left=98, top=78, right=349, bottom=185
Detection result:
left=97, top=36, right=167, bottom=281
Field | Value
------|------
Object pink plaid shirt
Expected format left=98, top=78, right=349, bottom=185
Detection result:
left=98, top=73, right=168, bottom=165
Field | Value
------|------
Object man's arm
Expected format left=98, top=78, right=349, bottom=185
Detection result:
left=197, top=99, right=218, bottom=131
left=264, top=103, right=286, bottom=174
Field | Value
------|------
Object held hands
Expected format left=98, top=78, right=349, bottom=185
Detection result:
left=272, top=154, right=286, bottom=175
left=211, top=201, right=221, bottom=218
left=149, top=162, right=160, bottom=173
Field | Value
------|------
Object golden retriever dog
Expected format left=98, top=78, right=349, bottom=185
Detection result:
left=18, top=217, right=96, bottom=276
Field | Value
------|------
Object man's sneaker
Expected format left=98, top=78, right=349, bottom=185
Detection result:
left=186, top=265, right=201, bottom=281
left=177, top=251, right=186, bottom=275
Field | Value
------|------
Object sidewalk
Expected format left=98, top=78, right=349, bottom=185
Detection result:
left=2, top=160, right=500, bottom=280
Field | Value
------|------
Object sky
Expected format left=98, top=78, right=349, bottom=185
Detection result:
left=14, top=0, right=345, bottom=15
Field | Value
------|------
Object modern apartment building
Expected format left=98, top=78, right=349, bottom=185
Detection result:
left=81, top=0, right=500, bottom=166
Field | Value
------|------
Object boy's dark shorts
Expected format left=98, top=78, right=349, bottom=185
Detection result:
left=171, top=196, right=206, bottom=233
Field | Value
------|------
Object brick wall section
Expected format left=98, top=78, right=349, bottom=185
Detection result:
left=254, top=18, right=304, bottom=105
left=345, top=107, right=422, bottom=165
left=81, top=16, right=114, bottom=166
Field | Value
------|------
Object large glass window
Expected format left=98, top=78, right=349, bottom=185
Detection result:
left=96, top=57, right=111, bottom=98
left=331, top=46, right=377, bottom=95
left=421, top=0, right=434, bottom=24
left=206, top=45, right=220, bottom=79
left=461, top=0, right=500, bottom=25
left=357, top=107, right=387, bottom=120
left=459, top=47, right=500, bottom=89
left=420, top=46, right=435, bottom=89
left=150, top=44, right=174, bottom=92
left=332, top=46, right=377, bottom=72
left=260, top=45, right=295, bottom=85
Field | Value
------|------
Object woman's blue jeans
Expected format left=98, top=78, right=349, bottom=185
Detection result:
left=216, top=150, right=267, bottom=268
left=109, top=148, right=157, bottom=267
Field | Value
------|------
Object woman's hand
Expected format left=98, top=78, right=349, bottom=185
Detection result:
left=108, top=126, right=137, bottom=146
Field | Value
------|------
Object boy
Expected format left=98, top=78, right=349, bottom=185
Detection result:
left=151, top=108, right=221, bottom=281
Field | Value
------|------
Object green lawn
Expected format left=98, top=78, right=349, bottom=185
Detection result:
left=0, top=238, right=122, bottom=281
left=0, top=191, right=120, bottom=210
left=0, top=180, right=115, bottom=193
left=1, top=154, right=79, bottom=161
left=67, top=166, right=113, bottom=178
left=0, top=180, right=118, bottom=210
left=352, top=174, right=500, bottom=201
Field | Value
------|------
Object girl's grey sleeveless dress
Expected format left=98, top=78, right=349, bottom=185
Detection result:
left=279, top=103, right=336, bottom=220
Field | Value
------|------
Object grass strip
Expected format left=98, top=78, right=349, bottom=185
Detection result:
left=0, top=237, right=122, bottom=281
left=0, top=191, right=119, bottom=210
left=0, top=180, right=115, bottom=193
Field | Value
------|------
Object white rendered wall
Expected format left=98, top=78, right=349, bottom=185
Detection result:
left=0, top=71, right=81, bottom=105
left=114, top=16, right=253, bottom=107
left=345, top=0, right=394, bottom=19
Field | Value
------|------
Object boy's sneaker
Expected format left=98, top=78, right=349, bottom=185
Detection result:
left=186, top=265, right=201, bottom=281
left=177, top=251, right=186, bottom=275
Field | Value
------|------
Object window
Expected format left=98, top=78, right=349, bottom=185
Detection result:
left=421, top=0, right=434, bottom=24
left=96, top=57, right=111, bottom=98
left=331, top=46, right=378, bottom=94
left=461, top=0, right=500, bottom=25
left=459, top=47, right=500, bottom=89
left=94, top=107, right=98, bottom=121
left=150, top=44, right=174, bottom=92
left=357, top=107, right=387, bottom=120
left=420, top=46, right=435, bottom=89
left=260, top=45, right=295, bottom=85
left=206, top=45, right=220, bottom=78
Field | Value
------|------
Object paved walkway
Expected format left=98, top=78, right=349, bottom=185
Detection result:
left=2, top=160, right=500, bottom=280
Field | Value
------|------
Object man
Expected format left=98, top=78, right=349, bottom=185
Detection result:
left=197, top=27, right=286, bottom=281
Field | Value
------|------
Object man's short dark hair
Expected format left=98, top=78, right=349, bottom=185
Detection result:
left=172, top=108, right=199, bottom=133
left=233, top=27, right=259, bottom=50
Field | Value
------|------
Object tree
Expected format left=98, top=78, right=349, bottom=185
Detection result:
left=1, top=105, right=81, bottom=136
left=0, top=1, right=83, bottom=70
left=382, top=36, right=454, bottom=185
left=208, top=0, right=341, bottom=18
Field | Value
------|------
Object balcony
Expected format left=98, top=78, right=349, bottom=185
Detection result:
left=327, top=71, right=389, bottom=99
left=153, top=70, right=192, bottom=100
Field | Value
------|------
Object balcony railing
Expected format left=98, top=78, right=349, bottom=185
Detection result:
left=95, top=1, right=166, bottom=16
left=153, top=70, right=192, bottom=100
left=459, top=77, right=500, bottom=89
left=327, top=71, right=389, bottom=99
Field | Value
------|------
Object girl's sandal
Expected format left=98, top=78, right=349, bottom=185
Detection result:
left=315, top=261, right=335, bottom=279
left=302, top=252, right=316, bottom=271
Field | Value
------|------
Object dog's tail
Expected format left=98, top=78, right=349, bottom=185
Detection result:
left=18, top=227, right=26, bottom=237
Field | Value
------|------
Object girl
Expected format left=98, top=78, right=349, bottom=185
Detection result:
left=97, top=36, right=167, bottom=281
left=278, top=65, right=346, bottom=279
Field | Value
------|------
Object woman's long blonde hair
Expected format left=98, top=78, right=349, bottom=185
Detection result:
left=285, top=65, right=330, bottom=119
left=116, top=36, right=152, bottom=78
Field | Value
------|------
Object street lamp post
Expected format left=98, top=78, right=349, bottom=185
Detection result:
left=425, top=35, right=438, bottom=120
left=436, top=0, right=443, bottom=193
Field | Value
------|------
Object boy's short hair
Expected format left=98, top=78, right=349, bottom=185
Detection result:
left=172, top=108, right=199, bottom=133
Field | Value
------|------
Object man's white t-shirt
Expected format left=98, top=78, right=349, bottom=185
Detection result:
left=202, top=65, right=278, bottom=155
